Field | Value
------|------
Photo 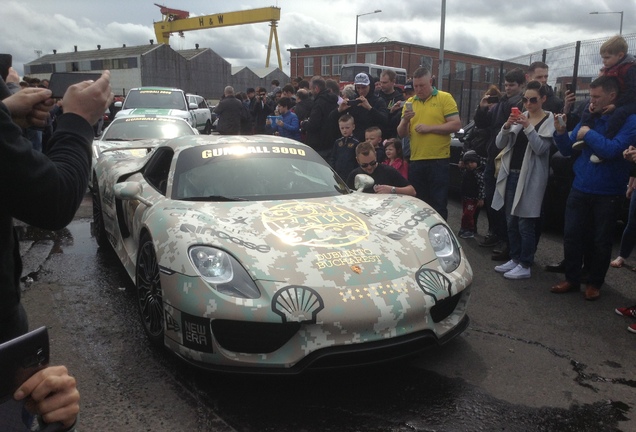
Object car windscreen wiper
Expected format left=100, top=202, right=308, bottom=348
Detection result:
left=181, top=195, right=248, bottom=202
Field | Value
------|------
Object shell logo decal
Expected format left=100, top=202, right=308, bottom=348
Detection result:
left=262, top=202, right=369, bottom=247
left=272, top=286, right=324, bottom=323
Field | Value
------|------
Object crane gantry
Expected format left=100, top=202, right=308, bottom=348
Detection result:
left=153, top=4, right=283, bottom=69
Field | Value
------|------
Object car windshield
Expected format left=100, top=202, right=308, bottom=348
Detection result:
left=123, top=89, right=187, bottom=110
left=172, top=144, right=348, bottom=201
left=102, top=118, right=196, bottom=141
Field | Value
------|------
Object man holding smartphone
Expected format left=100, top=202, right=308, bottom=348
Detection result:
left=397, top=67, right=461, bottom=220
left=0, top=67, right=113, bottom=431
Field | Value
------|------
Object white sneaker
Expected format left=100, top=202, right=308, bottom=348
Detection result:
left=590, top=154, right=603, bottom=163
left=572, top=140, right=586, bottom=150
left=504, top=264, right=531, bottom=280
left=495, top=259, right=518, bottom=273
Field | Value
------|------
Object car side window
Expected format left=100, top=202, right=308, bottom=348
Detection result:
left=144, top=148, right=174, bottom=195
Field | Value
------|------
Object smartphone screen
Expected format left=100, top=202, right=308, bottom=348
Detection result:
left=0, top=327, right=49, bottom=403
left=0, top=54, right=12, bottom=82
left=48, top=72, right=101, bottom=98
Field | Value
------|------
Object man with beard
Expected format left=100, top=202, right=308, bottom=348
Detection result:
left=376, top=69, right=405, bottom=138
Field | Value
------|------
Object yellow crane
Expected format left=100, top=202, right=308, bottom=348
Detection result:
left=153, top=4, right=282, bottom=69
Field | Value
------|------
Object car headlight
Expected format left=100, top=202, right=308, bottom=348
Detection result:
left=428, top=224, right=461, bottom=273
left=188, top=246, right=260, bottom=299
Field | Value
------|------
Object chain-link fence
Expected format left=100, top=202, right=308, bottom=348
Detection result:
left=445, top=33, right=636, bottom=125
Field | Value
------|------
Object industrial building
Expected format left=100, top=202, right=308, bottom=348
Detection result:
left=23, top=42, right=290, bottom=101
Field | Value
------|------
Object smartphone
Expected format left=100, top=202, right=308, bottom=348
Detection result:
left=404, top=101, right=413, bottom=111
left=510, top=107, right=521, bottom=117
left=0, top=54, right=12, bottom=82
left=48, top=72, right=102, bottom=98
left=565, top=83, right=574, bottom=93
left=0, top=327, right=49, bottom=403
left=486, top=95, right=499, bottom=104
left=348, top=99, right=360, bottom=107
left=557, top=115, right=567, bottom=129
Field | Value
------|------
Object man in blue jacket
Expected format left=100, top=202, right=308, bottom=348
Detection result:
left=267, top=97, right=300, bottom=141
left=550, top=76, right=636, bottom=300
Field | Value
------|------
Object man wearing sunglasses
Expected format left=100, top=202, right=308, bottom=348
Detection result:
left=345, top=141, right=416, bottom=195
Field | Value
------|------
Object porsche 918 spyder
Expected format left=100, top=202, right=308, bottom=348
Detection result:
left=91, top=135, right=472, bottom=373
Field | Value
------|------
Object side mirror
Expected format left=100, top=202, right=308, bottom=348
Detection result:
left=114, top=101, right=122, bottom=108
left=354, top=174, right=375, bottom=192
left=114, top=181, right=153, bottom=207
left=189, top=103, right=198, bottom=110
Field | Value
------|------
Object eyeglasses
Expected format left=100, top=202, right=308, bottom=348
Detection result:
left=359, top=160, right=378, bottom=168
left=522, top=96, right=539, bottom=104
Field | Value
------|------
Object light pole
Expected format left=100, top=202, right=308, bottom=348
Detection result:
left=355, top=10, right=381, bottom=62
left=589, top=11, right=623, bottom=35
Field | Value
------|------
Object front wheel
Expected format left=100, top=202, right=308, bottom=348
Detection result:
left=91, top=180, right=109, bottom=248
left=136, top=233, right=164, bottom=345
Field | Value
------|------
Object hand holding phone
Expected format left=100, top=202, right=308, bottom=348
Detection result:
left=48, top=72, right=102, bottom=99
left=404, top=101, right=413, bottom=111
left=511, top=107, right=521, bottom=117
left=557, top=115, right=566, bottom=129
left=486, top=95, right=499, bottom=104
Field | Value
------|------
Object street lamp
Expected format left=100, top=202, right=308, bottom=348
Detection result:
left=589, top=11, right=623, bottom=35
left=355, top=10, right=381, bottom=62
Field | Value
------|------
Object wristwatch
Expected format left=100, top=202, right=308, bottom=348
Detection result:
left=391, top=187, right=396, bottom=194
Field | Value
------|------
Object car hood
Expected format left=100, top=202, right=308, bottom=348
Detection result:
left=149, top=193, right=452, bottom=285
left=118, top=108, right=188, bottom=117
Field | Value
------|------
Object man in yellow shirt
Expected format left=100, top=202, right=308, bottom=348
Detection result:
left=397, top=67, right=461, bottom=220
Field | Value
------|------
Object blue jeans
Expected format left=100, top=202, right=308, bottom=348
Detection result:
left=563, top=188, right=621, bottom=288
left=619, top=190, right=636, bottom=258
left=504, top=171, right=537, bottom=267
left=409, top=158, right=449, bottom=220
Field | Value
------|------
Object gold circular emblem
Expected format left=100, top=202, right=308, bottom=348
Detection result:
left=262, top=202, right=369, bottom=247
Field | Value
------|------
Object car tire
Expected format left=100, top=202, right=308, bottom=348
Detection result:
left=136, top=233, right=164, bottom=346
left=91, top=179, right=109, bottom=248
left=203, top=120, right=212, bottom=135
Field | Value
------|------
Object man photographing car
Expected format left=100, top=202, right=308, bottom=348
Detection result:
left=0, top=67, right=113, bottom=431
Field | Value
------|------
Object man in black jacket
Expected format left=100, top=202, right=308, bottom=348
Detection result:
left=330, top=72, right=388, bottom=143
left=0, top=69, right=112, bottom=430
left=301, top=77, right=338, bottom=160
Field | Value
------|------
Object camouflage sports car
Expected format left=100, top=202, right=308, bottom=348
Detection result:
left=91, top=135, right=472, bottom=373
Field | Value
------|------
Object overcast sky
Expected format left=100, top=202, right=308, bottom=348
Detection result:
left=3, top=0, right=634, bottom=77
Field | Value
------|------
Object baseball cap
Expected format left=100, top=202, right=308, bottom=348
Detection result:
left=354, top=73, right=371, bottom=86
left=404, top=80, right=414, bottom=91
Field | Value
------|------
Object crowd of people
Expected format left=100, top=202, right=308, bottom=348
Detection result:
left=461, top=36, right=636, bottom=334
left=212, top=35, right=636, bottom=333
